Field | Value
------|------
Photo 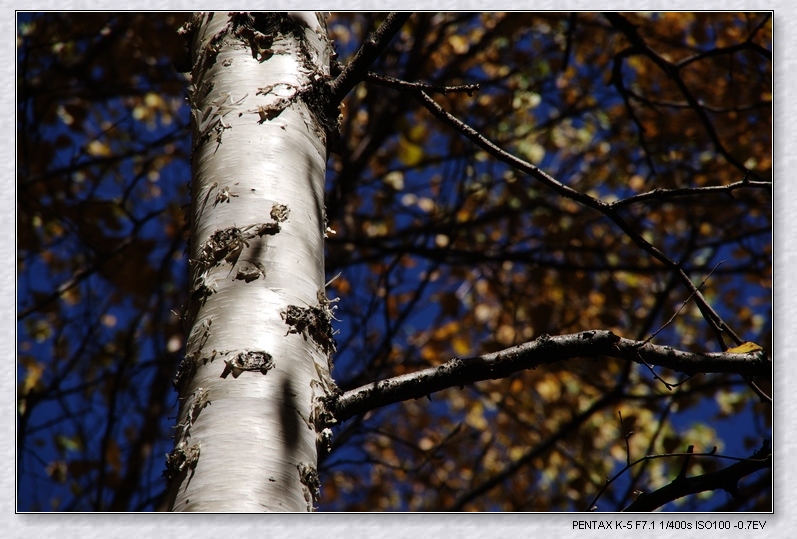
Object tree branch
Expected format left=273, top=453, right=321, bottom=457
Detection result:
left=449, top=386, right=620, bottom=511
left=622, top=443, right=772, bottom=511
left=328, top=330, right=770, bottom=423
left=610, top=174, right=772, bottom=209
left=327, top=13, right=413, bottom=105
left=366, top=71, right=480, bottom=95
left=413, top=89, right=744, bottom=349
left=603, top=12, right=765, bottom=182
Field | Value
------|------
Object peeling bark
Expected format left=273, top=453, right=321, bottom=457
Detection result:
left=166, top=12, right=334, bottom=512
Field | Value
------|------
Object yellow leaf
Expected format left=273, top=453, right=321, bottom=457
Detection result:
left=19, top=356, right=45, bottom=398
left=465, top=402, right=487, bottom=430
left=397, top=138, right=424, bottom=166
left=87, top=139, right=112, bottom=157
left=406, top=124, right=427, bottom=144
left=726, top=342, right=764, bottom=354
left=449, top=34, right=469, bottom=54
left=451, top=334, right=470, bottom=356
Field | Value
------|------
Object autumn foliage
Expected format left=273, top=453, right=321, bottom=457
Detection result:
left=17, top=12, right=771, bottom=511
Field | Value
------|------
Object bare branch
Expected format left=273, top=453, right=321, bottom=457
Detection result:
left=327, top=13, right=413, bottom=105
left=366, top=72, right=480, bottom=95
left=611, top=175, right=771, bottom=209
left=449, top=387, right=619, bottom=511
left=603, top=12, right=765, bottom=182
left=329, top=330, right=770, bottom=423
left=622, top=443, right=771, bottom=512
left=414, top=89, right=742, bottom=348
left=642, top=261, right=724, bottom=345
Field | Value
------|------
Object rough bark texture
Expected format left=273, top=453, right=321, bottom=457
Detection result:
left=331, top=331, right=771, bottom=423
left=165, top=12, right=334, bottom=512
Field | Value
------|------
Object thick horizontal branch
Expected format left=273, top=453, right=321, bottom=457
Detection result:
left=329, top=330, right=770, bottom=423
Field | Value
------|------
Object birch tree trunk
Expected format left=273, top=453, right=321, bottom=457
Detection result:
left=164, top=12, right=336, bottom=512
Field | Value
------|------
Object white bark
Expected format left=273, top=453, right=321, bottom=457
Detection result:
left=166, top=12, right=334, bottom=512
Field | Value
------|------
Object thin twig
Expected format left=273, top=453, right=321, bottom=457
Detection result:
left=622, top=443, right=770, bottom=512
left=744, top=375, right=772, bottom=404
left=634, top=349, right=674, bottom=391
left=642, top=261, right=725, bottom=345
left=413, top=89, right=742, bottom=348
left=588, top=444, right=769, bottom=511
left=604, top=12, right=764, bottom=183
left=676, top=445, right=695, bottom=480
left=611, top=173, right=770, bottom=209
left=366, top=72, right=480, bottom=95
left=618, top=411, right=633, bottom=466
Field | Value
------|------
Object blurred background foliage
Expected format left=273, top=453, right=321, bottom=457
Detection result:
left=17, top=12, right=771, bottom=511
